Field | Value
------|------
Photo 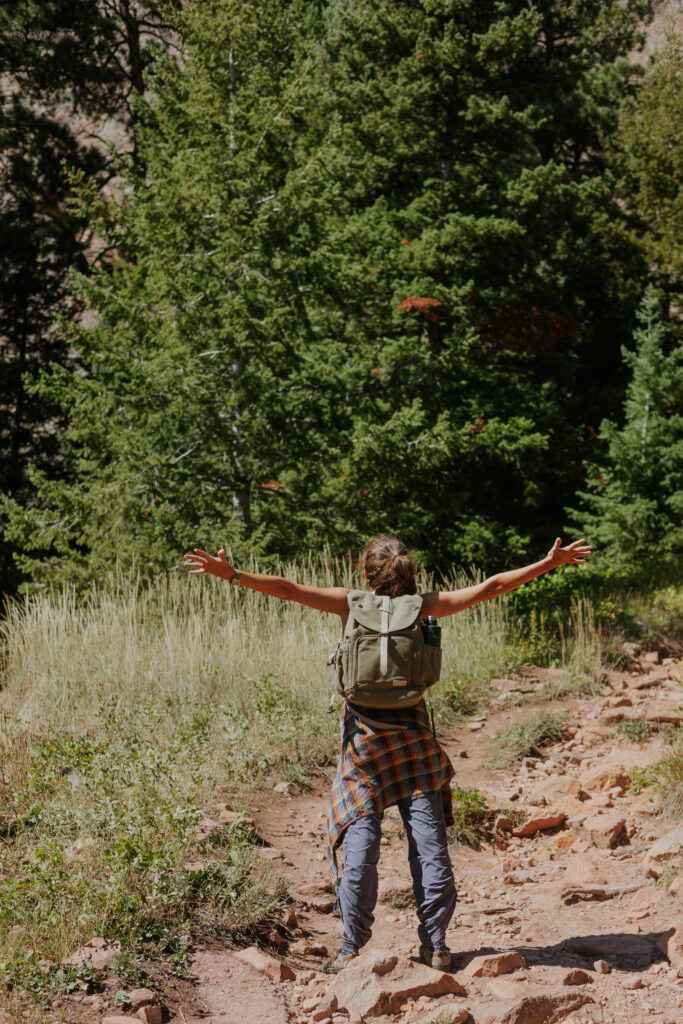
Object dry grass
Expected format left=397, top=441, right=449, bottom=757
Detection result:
left=0, top=558, right=516, bottom=737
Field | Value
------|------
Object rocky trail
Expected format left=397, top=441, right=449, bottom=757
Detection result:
left=45, top=652, right=682, bottom=1024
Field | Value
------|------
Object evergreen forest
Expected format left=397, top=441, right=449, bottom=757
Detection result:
left=1, top=0, right=682, bottom=594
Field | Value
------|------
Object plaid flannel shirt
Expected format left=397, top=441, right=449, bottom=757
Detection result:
left=325, top=698, right=455, bottom=883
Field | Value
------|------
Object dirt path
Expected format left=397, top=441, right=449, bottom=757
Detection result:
left=228, top=656, right=683, bottom=1024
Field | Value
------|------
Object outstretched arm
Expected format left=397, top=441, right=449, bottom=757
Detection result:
left=183, top=548, right=350, bottom=615
left=422, top=537, right=592, bottom=618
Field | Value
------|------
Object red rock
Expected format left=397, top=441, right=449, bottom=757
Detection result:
left=580, top=766, right=630, bottom=792
left=290, top=940, right=329, bottom=957
left=610, top=696, right=633, bottom=708
left=562, top=969, right=592, bottom=985
left=232, top=946, right=296, bottom=982
left=656, top=920, right=683, bottom=971
left=283, top=908, right=298, bottom=928
left=553, top=829, right=579, bottom=852
left=136, top=1007, right=162, bottom=1024
left=594, top=960, right=610, bottom=974
left=513, top=812, right=565, bottom=837
left=586, top=815, right=627, bottom=849
left=62, top=936, right=122, bottom=971
left=496, top=815, right=514, bottom=831
left=644, top=827, right=683, bottom=877
left=463, top=951, right=526, bottom=978
left=486, top=978, right=527, bottom=999
left=489, top=989, right=593, bottom=1024
left=126, top=990, right=156, bottom=1011
left=318, top=949, right=466, bottom=1018
left=503, top=871, right=535, bottom=886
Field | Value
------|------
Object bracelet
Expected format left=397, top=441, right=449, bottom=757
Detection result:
left=229, top=572, right=241, bottom=585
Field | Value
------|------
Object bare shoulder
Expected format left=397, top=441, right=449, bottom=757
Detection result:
left=421, top=582, right=490, bottom=618
left=285, top=582, right=351, bottom=616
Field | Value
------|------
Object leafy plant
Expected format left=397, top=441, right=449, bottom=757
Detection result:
left=617, top=718, right=650, bottom=743
left=449, top=785, right=489, bottom=849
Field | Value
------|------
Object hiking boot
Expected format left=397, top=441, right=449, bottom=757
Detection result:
left=419, top=946, right=452, bottom=971
left=323, top=949, right=359, bottom=974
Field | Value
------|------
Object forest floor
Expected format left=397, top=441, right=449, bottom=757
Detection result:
left=10, top=651, right=683, bottom=1024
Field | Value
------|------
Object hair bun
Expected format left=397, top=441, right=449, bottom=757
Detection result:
left=361, top=534, right=417, bottom=597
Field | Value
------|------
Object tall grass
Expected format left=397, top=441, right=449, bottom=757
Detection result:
left=0, top=559, right=514, bottom=735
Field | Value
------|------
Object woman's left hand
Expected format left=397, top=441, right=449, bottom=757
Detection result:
left=546, top=537, right=592, bottom=567
left=183, top=547, right=236, bottom=580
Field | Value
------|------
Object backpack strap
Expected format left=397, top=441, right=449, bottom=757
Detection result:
left=379, top=594, right=392, bottom=675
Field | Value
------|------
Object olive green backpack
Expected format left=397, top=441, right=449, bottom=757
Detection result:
left=327, top=590, right=441, bottom=718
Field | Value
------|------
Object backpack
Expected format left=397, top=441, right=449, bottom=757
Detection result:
left=327, top=590, right=441, bottom=711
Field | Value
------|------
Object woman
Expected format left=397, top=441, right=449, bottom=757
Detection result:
left=184, top=533, right=591, bottom=972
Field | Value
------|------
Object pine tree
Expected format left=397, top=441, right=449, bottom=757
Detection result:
left=4, top=0, right=329, bottom=586
left=613, top=24, right=683, bottom=298
left=4, top=0, right=657, bottom=585
left=287, top=0, right=651, bottom=567
left=569, top=286, right=683, bottom=574
left=0, top=1, right=180, bottom=594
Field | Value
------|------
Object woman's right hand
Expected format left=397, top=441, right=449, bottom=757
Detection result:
left=183, top=547, right=237, bottom=580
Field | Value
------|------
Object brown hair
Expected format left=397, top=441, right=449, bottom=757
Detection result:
left=361, top=534, right=417, bottom=597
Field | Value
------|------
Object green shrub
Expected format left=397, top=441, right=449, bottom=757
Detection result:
left=617, top=718, right=650, bottom=743
left=449, top=785, right=489, bottom=849
left=489, top=710, right=566, bottom=769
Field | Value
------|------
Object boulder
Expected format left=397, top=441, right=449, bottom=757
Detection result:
left=643, top=827, right=683, bottom=878
left=125, top=990, right=156, bottom=1011
left=136, top=1008, right=161, bottom=1024
left=62, top=937, right=122, bottom=971
left=232, top=946, right=295, bottom=983
left=463, top=951, right=526, bottom=978
left=562, top=852, right=611, bottom=885
left=656, top=920, right=683, bottom=971
left=537, top=777, right=582, bottom=801
left=484, top=989, right=594, bottom=1024
left=553, top=829, right=579, bottom=853
left=562, top=969, right=592, bottom=985
left=318, top=949, right=466, bottom=1018
left=580, top=767, right=630, bottom=793
left=513, top=812, right=565, bottom=837
left=586, top=816, right=628, bottom=849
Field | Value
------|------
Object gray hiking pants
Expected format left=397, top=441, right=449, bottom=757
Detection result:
left=338, top=791, right=456, bottom=955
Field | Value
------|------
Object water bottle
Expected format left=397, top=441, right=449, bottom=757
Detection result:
left=423, top=616, right=441, bottom=648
